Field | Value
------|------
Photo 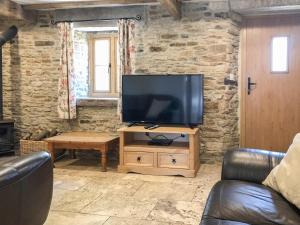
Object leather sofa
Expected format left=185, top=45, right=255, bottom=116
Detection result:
left=200, top=148, right=300, bottom=225
left=0, top=152, right=53, bottom=225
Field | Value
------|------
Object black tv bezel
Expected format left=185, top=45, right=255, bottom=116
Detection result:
left=121, top=74, right=204, bottom=126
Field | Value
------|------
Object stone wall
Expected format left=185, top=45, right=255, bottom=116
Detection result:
left=132, top=4, right=240, bottom=162
left=0, top=14, right=122, bottom=143
left=1, top=16, right=66, bottom=141
left=0, top=3, right=240, bottom=161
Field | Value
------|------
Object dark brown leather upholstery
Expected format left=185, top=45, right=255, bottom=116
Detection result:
left=222, top=148, right=285, bottom=184
left=0, top=152, right=53, bottom=225
left=200, top=148, right=300, bottom=225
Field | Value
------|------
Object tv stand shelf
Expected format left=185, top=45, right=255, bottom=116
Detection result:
left=118, top=126, right=200, bottom=177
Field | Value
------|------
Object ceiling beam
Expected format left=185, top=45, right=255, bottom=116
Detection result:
left=0, top=0, right=36, bottom=22
left=159, top=0, right=181, bottom=19
left=54, top=5, right=145, bottom=23
left=23, top=0, right=159, bottom=10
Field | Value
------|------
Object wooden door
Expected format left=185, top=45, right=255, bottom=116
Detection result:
left=241, top=15, right=300, bottom=152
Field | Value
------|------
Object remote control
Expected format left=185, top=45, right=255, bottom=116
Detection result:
left=147, top=125, right=160, bottom=130
left=144, top=124, right=155, bottom=129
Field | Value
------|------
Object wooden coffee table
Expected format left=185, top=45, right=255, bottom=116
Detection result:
left=45, top=132, right=119, bottom=172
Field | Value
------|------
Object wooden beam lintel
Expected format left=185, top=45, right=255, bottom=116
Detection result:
left=0, top=0, right=36, bottom=23
left=24, top=0, right=159, bottom=10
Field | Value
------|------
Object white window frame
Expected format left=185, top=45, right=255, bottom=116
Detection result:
left=89, top=33, right=119, bottom=98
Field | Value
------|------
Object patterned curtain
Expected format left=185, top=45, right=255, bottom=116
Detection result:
left=57, top=22, right=77, bottom=119
left=118, top=19, right=135, bottom=118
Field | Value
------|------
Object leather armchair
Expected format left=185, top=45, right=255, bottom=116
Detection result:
left=200, top=148, right=300, bottom=225
left=0, top=152, right=53, bottom=225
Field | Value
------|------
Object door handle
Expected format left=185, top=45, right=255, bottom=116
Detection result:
left=108, top=63, right=111, bottom=75
left=248, top=77, right=257, bottom=95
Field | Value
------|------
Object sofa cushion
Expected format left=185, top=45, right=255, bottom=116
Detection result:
left=201, top=180, right=300, bottom=225
left=263, top=133, right=300, bottom=209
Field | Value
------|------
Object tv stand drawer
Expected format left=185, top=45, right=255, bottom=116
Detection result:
left=124, top=152, right=154, bottom=167
left=158, top=153, right=189, bottom=169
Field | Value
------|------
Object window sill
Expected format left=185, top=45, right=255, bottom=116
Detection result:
left=77, top=97, right=118, bottom=107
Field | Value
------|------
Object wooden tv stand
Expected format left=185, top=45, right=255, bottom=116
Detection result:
left=118, top=126, right=200, bottom=177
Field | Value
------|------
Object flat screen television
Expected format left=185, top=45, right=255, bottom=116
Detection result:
left=122, top=74, right=204, bottom=126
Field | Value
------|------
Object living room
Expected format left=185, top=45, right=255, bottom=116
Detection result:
left=0, top=0, right=299, bottom=225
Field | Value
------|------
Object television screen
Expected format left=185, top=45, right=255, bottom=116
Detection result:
left=122, top=74, right=204, bottom=126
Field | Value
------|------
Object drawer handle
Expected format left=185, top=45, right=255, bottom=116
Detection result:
left=172, top=158, right=176, bottom=164
left=137, top=156, right=141, bottom=162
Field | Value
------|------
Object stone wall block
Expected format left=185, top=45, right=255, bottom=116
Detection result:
left=34, top=41, right=55, bottom=46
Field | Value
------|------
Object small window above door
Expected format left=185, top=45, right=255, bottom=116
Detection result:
left=271, top=36, right=289, bottom=73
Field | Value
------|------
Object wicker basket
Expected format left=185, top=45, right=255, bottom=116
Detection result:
left=20, top=140, right=49, bottom=155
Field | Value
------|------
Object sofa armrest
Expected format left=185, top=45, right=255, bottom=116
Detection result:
left=221, top=148, right=285, bottom=184
left=0, top=152, right=53, bottom=225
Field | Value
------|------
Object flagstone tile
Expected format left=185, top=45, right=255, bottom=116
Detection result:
left=197, top=164, right=222, bottom=176
left=122, top=173, right=175, bottom=183
left=50, top=158, right=221, bottom=225
left=103, top=217, right=186, bottom=225
left=148, top=200, right=203, bottom=225
left=78, top=178, right=144, bottom=196
left=133, top=182, right=197, bottom=201
left=192, top=182, right=214, bottom=203
left=173, top=164, right=221, bottom=186
left=81, top=195, right=157, bottom=218
left=76, top=170, right=126, bottom=179
left=50, top=188, right=69, bottom=210
left=44, top=211, right=109, bottom=225
left=54, top=174, right=91, bottom=191
left=51, top=189, right=102, bottom=212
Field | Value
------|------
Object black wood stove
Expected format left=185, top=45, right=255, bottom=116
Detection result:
left=0, top=26, right=18, bottom=154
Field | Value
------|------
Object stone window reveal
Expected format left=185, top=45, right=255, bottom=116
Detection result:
left=73, top=27, right=119, bottom=99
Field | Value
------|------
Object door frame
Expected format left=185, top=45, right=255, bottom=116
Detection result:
left=240, top=20, right=247, bottom=148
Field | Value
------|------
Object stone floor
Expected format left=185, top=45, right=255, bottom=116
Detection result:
left=44, top=156, right=221, bottom=225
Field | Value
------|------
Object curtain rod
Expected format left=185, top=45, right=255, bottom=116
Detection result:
left=51, top=15, right=142, bottom=25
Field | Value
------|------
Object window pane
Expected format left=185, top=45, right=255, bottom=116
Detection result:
left=271, top=36, right=288, bottom=72
left=95, top=39, right=110, bottom=66
left=94, top=39, right=110, bottom=91
left=95, top=65, right=110, bottom=91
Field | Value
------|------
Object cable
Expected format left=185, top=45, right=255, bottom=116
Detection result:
left=145, top=133, right=185, bottom=142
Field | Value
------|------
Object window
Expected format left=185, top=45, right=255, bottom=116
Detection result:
left=271, top=36, right=289, bottom=73
left=89, top=34, right=119, bottom=98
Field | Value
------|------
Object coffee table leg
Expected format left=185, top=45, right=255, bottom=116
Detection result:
left=47, top=142, right=55, bottom=168
left=100, top=144, right=108, bottom=172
